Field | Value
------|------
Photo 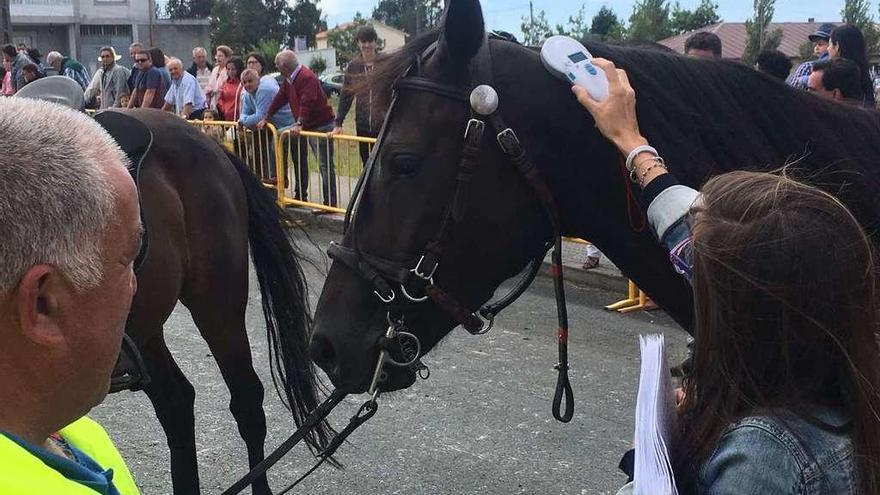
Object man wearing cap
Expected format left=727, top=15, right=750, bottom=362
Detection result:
left=84, top=47, right=131, bottom=109
left=787, top=22, right=835, bottom=90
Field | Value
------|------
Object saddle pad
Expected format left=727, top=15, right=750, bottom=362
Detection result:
left=93, top=110, right=153, bottom=272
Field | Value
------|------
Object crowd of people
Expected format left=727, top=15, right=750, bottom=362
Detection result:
left=3, top=7, right=880, bottom=494
left=0, top=25, right=388, bottom=207
left=681, top=22, right=877, bottom=107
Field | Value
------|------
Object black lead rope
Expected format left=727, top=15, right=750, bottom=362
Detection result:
left=277, top=398, right=379, bottom=494
left=550, top=241, right=574, bottom=423
left=220, top=389, right=347, bottom=495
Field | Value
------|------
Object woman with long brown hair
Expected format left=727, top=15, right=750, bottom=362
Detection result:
left=576, top=59, right=880, bottom=493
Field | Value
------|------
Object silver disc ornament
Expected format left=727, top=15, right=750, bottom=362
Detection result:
left=469, top=85, right=499, bottom=116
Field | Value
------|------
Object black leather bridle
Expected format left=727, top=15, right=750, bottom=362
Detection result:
left=328, top=33, right=575, bottom=423
left=221, top=32, right=579, bottom=495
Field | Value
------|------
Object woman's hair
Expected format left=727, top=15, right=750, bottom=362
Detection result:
left=148, top=47, right=166, bottom=68
left=225, top=57, right=244, bottom=79
left=673, top=171, right=880, bottom=492
left=215, top=45, right=233, bottom=58
left=245, top=52, right=268, bottom=75
left=831, top=24, right=873, bottom=103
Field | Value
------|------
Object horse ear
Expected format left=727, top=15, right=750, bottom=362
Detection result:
left=439, top=0, right=485, bottom=62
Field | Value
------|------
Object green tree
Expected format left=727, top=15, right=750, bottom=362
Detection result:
left=326, top=13, right=386, bottom=67
left=286, top=0, right=327, bottom=49
left=798, top=40, right=815, bottom=61
left=554, top=5, right=590, bottom=40
left=165, top=0, right=214, bottom=18
left=842, top=0, right=880, bottom=56
left=210, top=0, right=288, bottom=52
left=742, top=0, right=782, bottom=66
left=371, top=0, right=442, bottom=35
left=590, top=6, right=626, bottom=41
left=248, top=39, right=282, bottom=71
left=521, top=8, right=552, bottom=45
left=310, top=55, right=327, bottom=75
left=628, top=0, right=672, bottom=42
left=670, top=0, right=720, bottom=35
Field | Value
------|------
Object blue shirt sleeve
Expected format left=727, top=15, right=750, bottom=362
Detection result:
left=239, top=85, right=275, bottom=127
left=181, top=78, right=196, bottom=106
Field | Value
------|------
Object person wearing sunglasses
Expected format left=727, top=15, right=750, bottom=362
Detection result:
left=576, top=59, right=880, bottom=494
left=127, top=50, right=165, bottom=109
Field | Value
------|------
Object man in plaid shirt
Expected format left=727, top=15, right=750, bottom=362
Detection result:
left=787, top=23, right=835, bottom=90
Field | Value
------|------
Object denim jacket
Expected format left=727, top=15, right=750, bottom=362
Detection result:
left=641, top=174, right=859, bottom=494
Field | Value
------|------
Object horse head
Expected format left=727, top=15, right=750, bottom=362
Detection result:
left=309, top=0, right=590, bottom=393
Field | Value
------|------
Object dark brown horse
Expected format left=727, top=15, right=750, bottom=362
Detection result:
left=309, top=0, right=880, bottom=395
left=114, top=109, right=329, bottom=494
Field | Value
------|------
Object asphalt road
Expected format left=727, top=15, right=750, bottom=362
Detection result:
left=91, top=228, right=690, bottom=495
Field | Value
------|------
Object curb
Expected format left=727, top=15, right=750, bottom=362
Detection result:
left=285, top=206, right=628, bottom=293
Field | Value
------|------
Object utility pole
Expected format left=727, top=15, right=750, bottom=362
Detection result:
left=529, top=1, right=534, bottom=26
left=1, top=0, right=12, bottom=45
left=148, top=0, right=155, bottom=46
left=415, top=0, right=422, bottom=36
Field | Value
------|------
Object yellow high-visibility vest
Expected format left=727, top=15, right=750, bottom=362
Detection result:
left=0, top=416, right=140, bottom=494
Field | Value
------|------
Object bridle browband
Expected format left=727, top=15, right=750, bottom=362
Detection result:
left=328, top=33, right=575, bottom=423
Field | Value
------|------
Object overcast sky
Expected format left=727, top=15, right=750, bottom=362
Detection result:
left=321, top=0, right=848, bottom=38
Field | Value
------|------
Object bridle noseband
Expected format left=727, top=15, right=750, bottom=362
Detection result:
left=328, top=33, right=575, bottom=423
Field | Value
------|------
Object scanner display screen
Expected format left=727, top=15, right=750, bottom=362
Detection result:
left=567, top=52, right=588, bottom=63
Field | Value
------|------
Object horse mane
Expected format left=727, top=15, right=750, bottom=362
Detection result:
left=582, top=42, right=880, bottom=237
left=372, top=31, right=880, bottom=238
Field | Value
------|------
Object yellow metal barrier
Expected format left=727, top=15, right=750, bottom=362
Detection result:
left=565, top=237, right=655, bottom=313
left=275, top=129, right=375, bottom=214
left=189, top=120, right=280, bottom=184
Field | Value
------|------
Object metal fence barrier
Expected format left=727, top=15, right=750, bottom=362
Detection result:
left=276, top=129, right=375, bottom=214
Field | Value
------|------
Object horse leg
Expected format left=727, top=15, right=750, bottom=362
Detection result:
left=184, top=294, right=271, bottom=495
left=140, top=333, right=200, bottom=494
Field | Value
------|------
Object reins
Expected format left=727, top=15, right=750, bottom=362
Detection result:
left=328, top=34, right=575, bottom=422
left=223, top=33, right=581, bottom=493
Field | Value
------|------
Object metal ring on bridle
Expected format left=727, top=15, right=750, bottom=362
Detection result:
left=412, top=255, right=439, bottom=280
left=383, top=330, right=422, bottom=367
left=374, top=288, right=395, bottom=303
left=472, top=313, right=494, bottom=335
left=400, top=277, right=433, bottom=303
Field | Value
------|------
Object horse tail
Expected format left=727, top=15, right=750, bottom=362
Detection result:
left=223, top=149, right=335, bottom=457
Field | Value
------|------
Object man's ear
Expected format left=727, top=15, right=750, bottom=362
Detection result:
left=437, top=0, right=485, bottom=64
left=15, top=266, right=66, bottom=346
left=831, top=88, right=844, bottom=101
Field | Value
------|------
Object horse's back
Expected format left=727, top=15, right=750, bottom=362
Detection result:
left=125, top=110, right=249, bottom=318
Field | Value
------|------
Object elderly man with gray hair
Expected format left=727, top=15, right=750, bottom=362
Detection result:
left=84, top=46, right=131, bottom=109
left=163, top=57, right=207, bottom=119
left=46, top=50, right=91, bottom=91
left=260, top=49, right=337, bottom=205
left=187, top=46, right=213, bottom=93
left=0, top=97, right=142, bottom=493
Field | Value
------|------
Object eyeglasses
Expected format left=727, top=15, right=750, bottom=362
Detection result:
left=134, top=58, right=149, bottom=63
left=669, top=237, right=694, bottom=282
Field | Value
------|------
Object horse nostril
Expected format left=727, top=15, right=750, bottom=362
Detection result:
left=309, top=334, right=336, bottom=369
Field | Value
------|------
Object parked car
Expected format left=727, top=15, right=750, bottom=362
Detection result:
left=319, top=71, right=344, bottom=96
left=268, top=70, right=343, bottom=97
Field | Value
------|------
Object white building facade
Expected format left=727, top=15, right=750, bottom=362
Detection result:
left=11, top=0, right=209, bottom=71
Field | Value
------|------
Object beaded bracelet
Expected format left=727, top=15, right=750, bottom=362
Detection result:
left=632, top=156, right=668, bottom=186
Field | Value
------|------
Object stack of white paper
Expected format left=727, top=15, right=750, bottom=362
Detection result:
left=634, top=334, right=679, bottom=495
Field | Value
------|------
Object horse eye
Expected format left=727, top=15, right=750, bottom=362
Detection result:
left=389, top=153, right=422, bottom=177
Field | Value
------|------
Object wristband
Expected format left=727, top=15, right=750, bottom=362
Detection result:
left=624, top=144, right=658, bottom=173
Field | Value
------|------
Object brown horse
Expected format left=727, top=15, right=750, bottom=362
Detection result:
left=111, top=109, right=329, bottom=494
